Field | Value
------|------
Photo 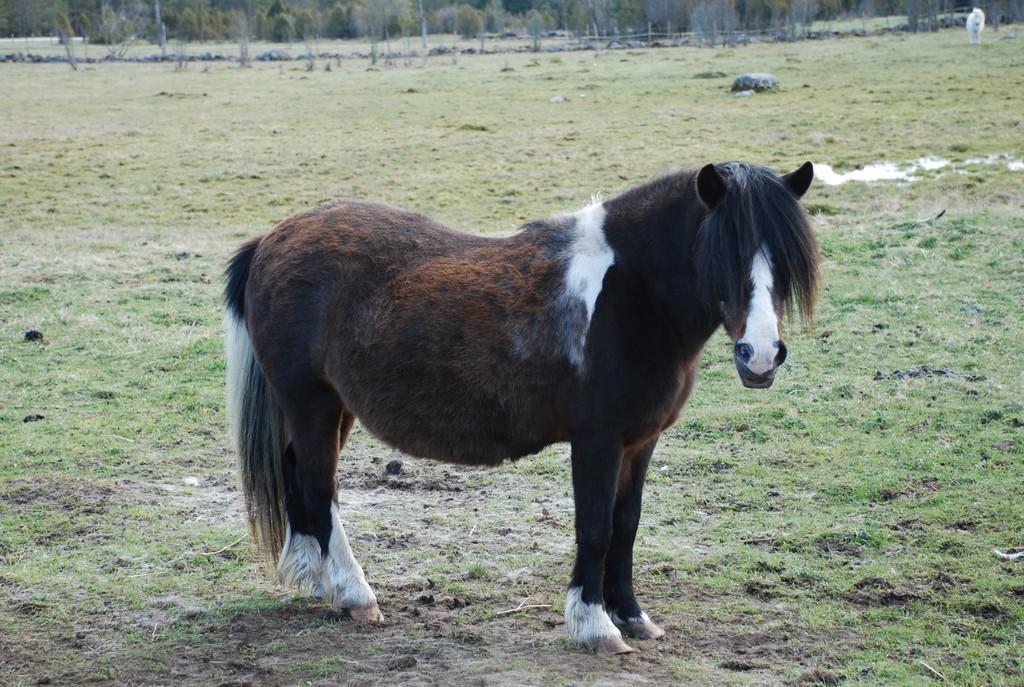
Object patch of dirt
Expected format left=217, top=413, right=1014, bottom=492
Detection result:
left=1, top=476, right=114, bottom=514
left=813, top=533, right=863, bottom=557
left=81, top=598, right=661, bottom=686
left=799, top=668, right=843, bottom=685
left=963, top=601, right=1009, bottom=620
left=926, top=572, right=963, bottom=591
left=873, top=366, right=986, bottom=382
left=337, top=450, right=467, bottom=493
left=946, top=519, right=976, bottom=532
left=671, top=614, right=858, bottom=686
left=843, top=577, right=918, bottom=607
left=879, top=477, right=941, bottom=502
left=743, top=534, right=783, bottom=552
left=719, top=658, right=767, bottom=671
left=147, top=477, right=246, bottom=526
left=889, top=518, right=925, bottom=533
left=743, top=580, right=779, bottom=600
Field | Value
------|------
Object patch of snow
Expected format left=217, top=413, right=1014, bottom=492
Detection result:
left=817, top=153, right=1024, bottom=185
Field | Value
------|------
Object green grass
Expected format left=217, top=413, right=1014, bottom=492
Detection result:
left=2, top=27, right=1023, bottom=686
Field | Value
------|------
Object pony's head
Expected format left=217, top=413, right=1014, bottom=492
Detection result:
left=695, top=161, right=819, bottom=388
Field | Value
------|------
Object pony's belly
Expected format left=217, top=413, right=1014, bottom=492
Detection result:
left=340, top=331, right=568, bottom=466
left=346, top=389, right=560, bottom=467
left=357, top=414, right=553, bottom=467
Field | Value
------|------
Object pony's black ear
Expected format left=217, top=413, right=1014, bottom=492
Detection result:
left=783, top=161, right=814, bottom=198
left=696, top=164, right=727, bottom=208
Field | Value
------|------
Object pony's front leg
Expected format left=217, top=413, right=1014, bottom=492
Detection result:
left=604, top=440, right=665, bottom=641
left=565, top=434, right=634, bottom=654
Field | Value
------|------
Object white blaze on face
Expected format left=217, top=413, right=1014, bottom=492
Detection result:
left=739, top=246, right=780, bottom=375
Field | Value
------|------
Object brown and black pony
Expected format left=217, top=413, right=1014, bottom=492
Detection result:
left=224, top=162, right=818, bottom=653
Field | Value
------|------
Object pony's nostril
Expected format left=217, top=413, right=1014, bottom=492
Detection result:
left=734, top=342, right=753, bottom=364
left=774, top=341, right=788, bottom=366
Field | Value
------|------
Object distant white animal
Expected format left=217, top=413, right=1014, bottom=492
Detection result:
left=967, top=7, right=985, bottom=44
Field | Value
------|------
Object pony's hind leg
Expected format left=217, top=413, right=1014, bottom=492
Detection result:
left=604, top=440, right=665, bottom=641
left=278, top=390, right=381, bottom=621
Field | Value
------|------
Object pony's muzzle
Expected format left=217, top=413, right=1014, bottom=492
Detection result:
left=733, top=340, right=786, bottom=388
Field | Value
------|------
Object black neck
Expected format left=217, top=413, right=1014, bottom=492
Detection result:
left=600, top=171, right=722, bottom=360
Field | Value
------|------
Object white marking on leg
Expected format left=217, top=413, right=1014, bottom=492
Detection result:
left=562, top=201, right=615, bottom=368
left=320, top=503, right=378, bottom=611
left=564, top=586, right=623, bottom=645
left=738, top=245, right=780, bottom=375
left=276, top=523, right=323, bottom=591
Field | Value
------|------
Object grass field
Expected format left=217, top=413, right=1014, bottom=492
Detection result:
left=2, top=27, right=1023, bottom=686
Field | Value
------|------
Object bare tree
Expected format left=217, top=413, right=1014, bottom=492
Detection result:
left=645, top=0, right=671, bottom=34
left=174, top=35, right=187, bottom=70
left=902, top=0, right=941, bottom=31
left=154, top=0, right=167, bottom=57
left=585, top=0, right=611, bottom=36
left=690, top=1, right=716, bottom=43
left=12, top=0, right=41, bottom=37
left=788, top=0, right=817, bottom=37
left=417, top=0, right=428, bottom=51
left=484, top=0, right=507, bottom=33
left=232, top=10, right=251, bottom=67
left=100, top=2, right=140, bottom=57
left=691, top=0, right=737, bottom=44
left=527, top=9, right=545, bottom=50
left=54, top=10, right=79, bottom=71
left=304, top=31, right=316, bottom=71
left=356, top=0, right=405, bottom=65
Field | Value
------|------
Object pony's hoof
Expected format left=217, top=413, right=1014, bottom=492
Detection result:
left=588, top=635, right=636, bottom=654
left=617, top=617, right=665, bottom=640
left=346, top=605, right=384, bottom=622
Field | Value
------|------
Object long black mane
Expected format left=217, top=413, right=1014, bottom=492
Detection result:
left=695, top=162, right=819, bottom=323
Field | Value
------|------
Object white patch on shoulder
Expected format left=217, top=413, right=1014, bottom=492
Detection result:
left=565, top=201, right=613, bottom=322
left=320, top=502, right=378, bottom=611
left=562, top=201, right=615, bottom=368
left=739, top=245, right=780, bottom=375
left=565, top=586, right=623, bottom=644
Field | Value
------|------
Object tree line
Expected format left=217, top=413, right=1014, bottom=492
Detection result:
left=1, top=0, right=1019, bottom=44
